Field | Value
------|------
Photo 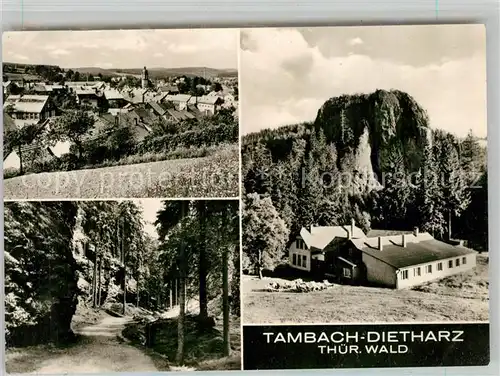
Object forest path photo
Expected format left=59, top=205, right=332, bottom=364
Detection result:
left=7, top=312, right=162, bottom=374
left=4, top=199, right=241, bottom=373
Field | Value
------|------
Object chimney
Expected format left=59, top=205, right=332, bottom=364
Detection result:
left=402, top=234, right=407, bottom=247
left=351, top=218, right=355, bottom=238
left=310, top=224, right=314, bottom=233
left=413, top=227, right=419, bottom=238
left=378, top=237, right=383, bottom=251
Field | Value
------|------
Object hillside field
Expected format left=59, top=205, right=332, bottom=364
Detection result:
left=4, top=147, right=238, bottom=199
left=242, top=253, right=489, bottom=324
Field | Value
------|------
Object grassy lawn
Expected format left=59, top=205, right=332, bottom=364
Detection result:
left=3, top=146, right=238, bottom=199
left=242, top=254, right=489, bottom=324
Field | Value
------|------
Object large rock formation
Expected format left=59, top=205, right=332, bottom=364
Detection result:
left=314, top=89, right=432, bottom=181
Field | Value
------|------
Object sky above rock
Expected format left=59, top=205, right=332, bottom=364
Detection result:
left=240, top=25, right=487, bottom=138
left=3, top=29, right=238, bottom=70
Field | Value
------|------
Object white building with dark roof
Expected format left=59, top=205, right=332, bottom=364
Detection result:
left=165, top=94, right=192, bottom=110
left=289, top=220, right=365, bottom=272
left=195, top=95, right=224, bottom=115
left=289, top=221, right=477, bottom=289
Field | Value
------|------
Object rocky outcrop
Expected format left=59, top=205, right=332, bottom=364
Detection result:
left=314, top=89, right=431, bottom=181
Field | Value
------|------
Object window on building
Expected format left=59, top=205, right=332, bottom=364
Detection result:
left=426, top=265, right=432, bottom=274
left=295, top=239, right=300, bottom=249
left=455, top=258, right=460, bottom=267
left=343, top=268, right=352, bottom=278
left=302, top=255, right=307, bottom=268
left=462, top=257, right=467, bottom=264
left=414, top=267, right=421, bottom=276
left=437, top=262, right=443, bottom=271
left=401, top=270, right=409, bottom=280
left=292, top=254, right=297, bottom=266
left=448, top=260, right=453, bottom=268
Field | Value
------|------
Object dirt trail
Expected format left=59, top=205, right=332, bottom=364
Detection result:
left=33, top=316, right=160, bottom=373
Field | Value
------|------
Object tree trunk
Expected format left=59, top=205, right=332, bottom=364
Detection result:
left=177, top=272, right=185, bottom=364
left=18, top=144, right=23, bottom=175
left=222, top=246, right=231, bottom=356
left=175, top=278, right=178, bottom=307
left=448, top=210, right=452, bottom=240
left=76, top=140, right=84, bottom=160
left=92, top=253, right=98, bottom=308
left=176, top=201, right=188, bottom=365
left=136, top=259, right=141, bottom=308
left=169, top=287, right=173, bottom=309
left=97, top=257, right=102, bottom=307
left=122, top=265, right=126, bottom=315
left=198, top=203, right=208, bottom=319
left=258, top=250, right=263, bottom=279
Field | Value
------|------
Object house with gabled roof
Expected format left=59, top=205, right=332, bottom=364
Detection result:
left=164, top=94, right=192, bottom=110
left=289, top=221, right=477, bottom=289
left=289, top=220, right=365, bottom=273
left=75, top=88, right=102, bottom=108
left=3, top=117, right=68, bottom=170
left=104, top=90, right=128, bottom=110
left=3, top=94, right=56, bottom=128
left=158, top=85, right=179, bottom=95
left=196, top=95, right=224, bottom=115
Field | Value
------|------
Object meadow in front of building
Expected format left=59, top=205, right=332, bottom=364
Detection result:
left=242, top=253, right=489, bottom=324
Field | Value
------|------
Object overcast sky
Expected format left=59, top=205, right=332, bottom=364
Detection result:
left=240, top=25, right=487, bottom=138
left=136, top=199, right=163, bottom=240
left=3, top=29, right=237, bottom=69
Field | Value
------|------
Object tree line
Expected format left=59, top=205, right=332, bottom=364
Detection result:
left=154, top=200, right=240, bottom=363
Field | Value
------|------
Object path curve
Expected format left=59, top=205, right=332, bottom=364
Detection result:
left=34, top=316, right=159, bottom=373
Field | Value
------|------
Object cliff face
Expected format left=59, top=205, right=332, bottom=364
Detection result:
left=314, top=89, right=431, bottom=181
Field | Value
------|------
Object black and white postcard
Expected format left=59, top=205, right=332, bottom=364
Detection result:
left=240, top=25, right=489, bottom=369
left=4, top=199, right=241, bottom=373
left=2, top=24, right=492, bottom=374
left=2, top=29, right=239, bottom=199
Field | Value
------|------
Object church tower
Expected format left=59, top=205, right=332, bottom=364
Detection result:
left=141, top=66, right=149, bottom=89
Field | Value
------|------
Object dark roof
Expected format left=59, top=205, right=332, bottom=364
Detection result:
left=353, top=236, right=476, bottom=269
left=366, top=229, right=413, bottom=237
left=5, top=73, right=42, bottom=82
left=187, top=104, right=203, bottom=119
left=165, top=108, right=195, bottom=121
left=300, top=224, right=365, bottom=250
left=148, top=101, right=168, bottom=116
left=92, top=112, right=152, bottom=142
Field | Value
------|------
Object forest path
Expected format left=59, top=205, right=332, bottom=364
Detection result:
left=33, top=315, right=160, bottom=373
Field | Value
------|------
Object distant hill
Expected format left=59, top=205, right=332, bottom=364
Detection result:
left=3, top=62, right=237, bottom=80
left=70, top=67, right=238, bottom=79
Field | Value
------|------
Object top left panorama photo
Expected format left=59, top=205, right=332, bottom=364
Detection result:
left=2, top=29, right=239, bottom=199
